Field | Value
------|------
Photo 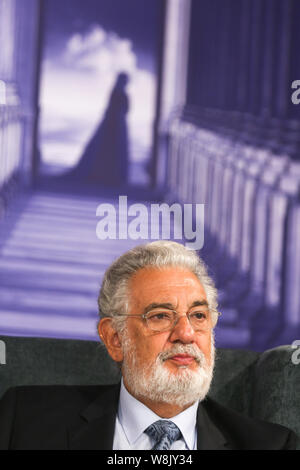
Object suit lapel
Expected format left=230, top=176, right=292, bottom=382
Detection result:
left=68, top=385, right=231, bottom=450
left=68, top=384, right=120, bottom=450
left=196, top=400, right=231, bottom=450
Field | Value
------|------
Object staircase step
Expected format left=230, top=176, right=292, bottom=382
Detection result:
left=0, top=272, right=101, bottom=294
left=0, top=309, right=99, bottom=341
left=0, top=286, right=98, bottom=316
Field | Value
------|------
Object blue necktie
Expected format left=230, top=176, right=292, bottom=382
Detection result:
left=145, top=420, right=182, bottom=450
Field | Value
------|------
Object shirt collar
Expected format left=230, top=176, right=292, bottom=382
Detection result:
left=118, top=378, right=198, bottom=449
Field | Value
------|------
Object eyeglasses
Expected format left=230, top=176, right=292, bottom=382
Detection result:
left=115, top=308, right=221, bottom=333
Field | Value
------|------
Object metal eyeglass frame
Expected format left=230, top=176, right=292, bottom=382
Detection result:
left=114, top=309, right=222, bottom=332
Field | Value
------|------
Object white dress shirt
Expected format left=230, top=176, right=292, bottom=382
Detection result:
left=113, top=379, right=198, bottom=450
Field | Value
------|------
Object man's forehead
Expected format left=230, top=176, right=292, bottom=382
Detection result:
left=128, top=266, right=207, bottom=305
left=129, top=265, right=203, bottom=283
left=142, top=299, right=209, bottom=314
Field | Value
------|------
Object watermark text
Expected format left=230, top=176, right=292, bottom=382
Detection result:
left=0, top=80, right=6, bottom=105
left=291, top=340, right=300, bottom=365
left=96, top=196, right=204, bottom=250
left=0, top=340, right=6, bottom=365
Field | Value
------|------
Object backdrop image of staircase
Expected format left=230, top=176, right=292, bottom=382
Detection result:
left=0, top=187, right=157, bottom=341
left=0, top=181, right=256, bottom=350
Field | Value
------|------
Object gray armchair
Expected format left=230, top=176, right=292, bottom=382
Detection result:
left=0, top=335, right=299, bottom=449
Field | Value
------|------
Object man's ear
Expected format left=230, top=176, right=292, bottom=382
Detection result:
left=98, top=317, right=124, bottom=363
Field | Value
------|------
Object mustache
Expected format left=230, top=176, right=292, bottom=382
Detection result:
left=158, top=344, right=206, bottom=365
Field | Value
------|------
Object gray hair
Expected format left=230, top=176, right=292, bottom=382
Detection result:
left=98, top=241, right=219, bottom=333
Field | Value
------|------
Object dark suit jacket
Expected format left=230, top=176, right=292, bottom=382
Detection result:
left=0, top=384, right=297, bottom=450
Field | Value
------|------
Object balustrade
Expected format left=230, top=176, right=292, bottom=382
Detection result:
left=167, top=116, right=300, bottom=347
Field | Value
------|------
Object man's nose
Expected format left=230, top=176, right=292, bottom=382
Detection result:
left=169, top=315, right=196, bottom=343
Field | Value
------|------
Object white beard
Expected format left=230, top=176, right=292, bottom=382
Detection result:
left=121, top=336, right=215, bottom=408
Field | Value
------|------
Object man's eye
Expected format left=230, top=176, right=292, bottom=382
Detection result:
left=190, top=312, right=207, bottom=321
left=149, top=312, right=171, bottom=321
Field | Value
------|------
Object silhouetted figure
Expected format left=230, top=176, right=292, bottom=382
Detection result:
left=67, top=72, right=130, bottom=187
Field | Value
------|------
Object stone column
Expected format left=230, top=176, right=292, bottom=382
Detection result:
left=275, top=0, right=293, bottom=120
left=236, top=0, right=252, bottom=115
left=16, top=0, right=44, bottom=186
left=154, top=0, right=192, bottom=188
left=159, top=0, right=192, bottom=129
left=248, top=0, right=265, bottom=117
left=260, top=0, right=276, bottom=120
left=0, top=0, right=16, bottom=82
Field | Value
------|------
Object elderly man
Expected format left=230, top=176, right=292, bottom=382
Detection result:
left=0, top=241, right=297, bottom=449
